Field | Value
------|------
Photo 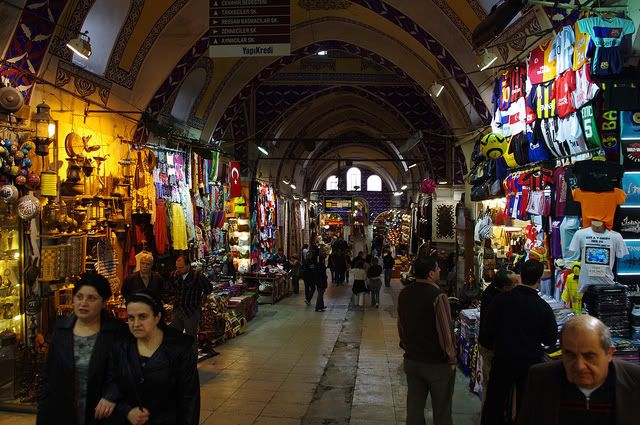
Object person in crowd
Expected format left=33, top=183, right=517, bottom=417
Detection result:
left=367, top=257, right=383, bottom=308
left=328, top=249, right=337, bottom=284
left=382, top=249, right=395, bottom=288
left=121, top=252, right=166, bottom=301
left=302, top=252, right=318, bottom=306
left=477, top=269, right=519, bottom=407
left=290, top=255, right=301, bottom=294
left=481, top=260, right=558, bottom=425
left=518, top=315, right=640, bottom=425
left=222, top=253, right=236, bottom=281
left=397, top=256, right=456, bottom=425
left=302, top=243, right=309, bottom=260
left=315, top=254, right=328, bottom=312
left=363, top=254, right=373, bottom=275
left=170, top=255, right=213, bottom=340
left=345, top=249, right=353, bottom=283
left=351, top=259, right=369, bottom=306
left=333, top=249, right=347, bottom=286
left=37, top=271, right=128, bottom=425
left=110, top=291, right=200, bottom=425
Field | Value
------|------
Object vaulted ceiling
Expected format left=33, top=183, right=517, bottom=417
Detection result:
left=2, top=0, right=610, bottom=192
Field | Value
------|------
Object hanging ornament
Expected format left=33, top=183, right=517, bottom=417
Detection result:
left=22, top=158, right=32, bottom=168
left=16, top=194, right=40, bottom=220
left=27, top=172, right=40, bottom=188
left=420, top=178, right=437, bottom=194
left=15, top=175, right=26, bottom=186
left=0, top=184, right=19, bottom=203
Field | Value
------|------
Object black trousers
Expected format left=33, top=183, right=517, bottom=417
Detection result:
left=481, top=359, right=534, bottom=425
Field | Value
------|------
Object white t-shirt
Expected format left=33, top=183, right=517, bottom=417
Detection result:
left=572, top=63, right=600, bottom=109
left=568, top=228, right=628, bottom=293
left=550, top=25, right=575, bottom=76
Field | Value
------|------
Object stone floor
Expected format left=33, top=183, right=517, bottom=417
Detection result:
left=0, top=279, right=481, bottom=424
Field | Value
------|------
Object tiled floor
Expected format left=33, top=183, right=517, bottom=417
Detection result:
left=0, top=279, right=481, bottom=424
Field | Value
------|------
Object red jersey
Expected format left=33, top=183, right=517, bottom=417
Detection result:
left=509, top=65, right=528, bottom=102
left=552, top=69, right=577, bottom=118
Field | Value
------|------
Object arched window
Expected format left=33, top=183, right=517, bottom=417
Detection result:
left=326, top=175, right=339, bottom=191
left=346, top=167, right=361, bottom=191
left=72, top=0, right=131, bottom=75
left=171, top=68, right=207, bottom=122
left=367, top=175, right=382, bottom=191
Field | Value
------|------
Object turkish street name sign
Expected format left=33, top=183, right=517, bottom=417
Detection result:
left=209, top=0, right=291, bottom=58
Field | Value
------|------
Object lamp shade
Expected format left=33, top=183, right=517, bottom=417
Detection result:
left=66, top=32, right=92, bottom=59
left=40, top=171, right=58, bottom=197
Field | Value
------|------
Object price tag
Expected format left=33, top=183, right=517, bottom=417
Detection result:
left=587, top=265, right=608, bottom=278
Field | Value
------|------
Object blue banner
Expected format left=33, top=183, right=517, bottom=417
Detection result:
left=622, top=173, right=640, bottom=206
left=621, top=111, right=640, bottom=140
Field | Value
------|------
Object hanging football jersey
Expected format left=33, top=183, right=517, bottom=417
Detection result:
left=509, top=65, right=528, bottom=102
left=528, top=41, right=556, bottom=85
left=577, top=17, right=635, bottom=76
left=527, top=124, right=552, bottom=162
left=549, top=25, right=575, bottom=76
left=558, top=113, right=590, bottom=160
left=507, top=97, right=527, bottom=136
left=578, top=103, right=602, bottom=150
left=529, top=80, right=557, bottom=119
left=536, top=117, right=562, bottom=158
left=497, top=71, right=511, bottom=111
left=600, top=109, right=620, bottom=162
left=573, top=20, right=591, bottom=71
left=553, top=69, right=577, bottom=118
left=572, top=63, right=600, bottom=109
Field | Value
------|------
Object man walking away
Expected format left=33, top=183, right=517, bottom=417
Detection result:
left=482, top=260, right=558, bottom=425
left=302, top=252, right=317, bottom=306
left=315, top=254, right=328, bottom=311
left=171, top=255, right=213, bottom=340
left=518, top=315, right=640, bottom=425
left=383, top=249, right=394, bottom=288
left=398, top=256, right=456, bottom=425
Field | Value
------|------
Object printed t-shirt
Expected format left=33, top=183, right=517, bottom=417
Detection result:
left=572, top=188, right=626, bottom=229
left=568, top=227, right=627, bottom=292
left=536, top=117, right=561, bottom=158
left=507, top=97, right=527, bottom=136
left=578, top=17, right=635, bottom=76
left=573, top=20, right=591, bottom=71
left=528, top=41, right=556, bottom=85
left=529, top=81, right=556, bottom=119
left=572, top=159, right=624, bottom=192
left=497, top=71, right=511, bottom=111
left=558, top=113, right=590, bottom=159
left=553, top=69, right=577, bottom=118
left=572, top=63, right=600, bottom=109
left=553, top=167, right=568, bottom=217
left=549, top=25, right=575, bottom=76
left=527, top=124, right=552, bottom=162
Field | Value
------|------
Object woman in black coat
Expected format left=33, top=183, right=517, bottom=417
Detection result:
left=37, top=272, right=128, bottom=425
left=302, top=252, right=317, bottom=306
left=110, top=291, right=199, bottom=425
left=315, top=254, right=328, bottom=312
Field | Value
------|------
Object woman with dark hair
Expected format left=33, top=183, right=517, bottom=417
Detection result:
left=37, top=271, right=128, bottom=425
left=366, top=257, right=383, bottom=308
left=351, top=260, right=369, bottom=307
left=110, top=290, right=200, bottom=425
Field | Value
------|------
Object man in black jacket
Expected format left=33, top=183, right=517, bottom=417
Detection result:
left=170, top=255, right=213, bottom=339
left=481, top=259, right=558, bottom=425
left=382, top=249, right=395, bottom=288
left=518, top=315, right=640, bottom=425
left=121, top=252, right=166, bottom=301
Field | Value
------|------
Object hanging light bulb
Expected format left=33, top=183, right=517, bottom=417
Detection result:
left=478, top=49, right=497, bottom=71
left=430, top=82, right=444, bottom=97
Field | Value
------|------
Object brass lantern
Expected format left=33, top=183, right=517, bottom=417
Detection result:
left=33, top=101, right=56, bottom=156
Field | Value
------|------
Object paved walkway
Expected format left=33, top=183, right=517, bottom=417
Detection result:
left=0, top=279, right=481, bottom=425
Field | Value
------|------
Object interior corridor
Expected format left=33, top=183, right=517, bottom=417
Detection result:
left=0, top=280, right=481, bottom=425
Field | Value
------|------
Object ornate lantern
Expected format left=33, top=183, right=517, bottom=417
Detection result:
left=32, top=101, right=56, bottom=156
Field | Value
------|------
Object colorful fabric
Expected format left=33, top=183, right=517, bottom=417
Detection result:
left=573, top=20, right=591, bottom=71
left=170, top=203, right=188, bottom=250
left=573, top=188, right=626, bottom=229
left=549, top=25, right=575, bottom=76
left=572, top=63, right=599, bottom=109
left=578, top=17, right=635, bottom=76
left=553, top=69, right=576, bottom=118
left=528, top=41, right=556, bottom=85
left=529, top=81, right=556, bottom=119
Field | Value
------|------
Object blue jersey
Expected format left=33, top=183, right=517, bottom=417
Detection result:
left=578, top=17, right=635, bottom=76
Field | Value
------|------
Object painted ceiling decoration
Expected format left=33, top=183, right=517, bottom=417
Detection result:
left=0, top=0, right=67, bottom=103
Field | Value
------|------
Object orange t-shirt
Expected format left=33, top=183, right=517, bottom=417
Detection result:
left=572, top=188, right=626, bottom=229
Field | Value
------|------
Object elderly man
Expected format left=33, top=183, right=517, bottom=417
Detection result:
left=518, top=315, right=640, bottom=425
left=170, top=255, right=213, bottom=339
left=121, top=252, right=165, bottom=301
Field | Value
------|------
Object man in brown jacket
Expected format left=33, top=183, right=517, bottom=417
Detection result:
left=518, top=315, right=640, bottom=425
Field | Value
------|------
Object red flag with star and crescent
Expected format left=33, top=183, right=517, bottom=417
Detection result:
left=229, top=161, right=241, bottom=198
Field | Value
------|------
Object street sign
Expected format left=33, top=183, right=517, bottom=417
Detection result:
left=209, top=0, right=291, bottom=58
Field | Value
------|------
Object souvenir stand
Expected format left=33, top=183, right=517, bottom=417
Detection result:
left=462, top=12, right=640, bottom=397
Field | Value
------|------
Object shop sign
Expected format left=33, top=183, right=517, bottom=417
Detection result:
left=622, top=172, right=640, bottom=206
left=229, top=161, right=242, bottom=198
left=209, top=0, right=290, bottom=58
left=324, top=196, right=352, bottom=213
left=621, top=111, right=640, bottom=140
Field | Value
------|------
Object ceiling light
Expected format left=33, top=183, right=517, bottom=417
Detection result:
left=302, top=198, right=307, bottom=202
left=478, top=49, right=497, bottom=71
left=317, top=50, right=328, bottom=56
left=439, top=180, right=448, bottom=185
left=257, top=145, right=269, bottom=155
left=393, top=191, right=403, bottom=197
left=408, top=163, right=417, bottom=169
left=66, top=31, right=92, bottom=60
left=430, top=82, right=444, bottom=97
left=282, top=177, right=290, bottom=185
left=400, top=185, right=408, bottom=190
left=290, top=183, right=297, bottom=189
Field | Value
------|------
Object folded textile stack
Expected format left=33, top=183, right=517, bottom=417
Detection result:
left=585, top=285, right=630, bottom=338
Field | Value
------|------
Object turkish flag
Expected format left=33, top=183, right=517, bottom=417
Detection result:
left=229, top=161, right=241, bottom=198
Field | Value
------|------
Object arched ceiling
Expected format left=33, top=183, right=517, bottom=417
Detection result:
left=2, top=0, right=579, bottom=192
